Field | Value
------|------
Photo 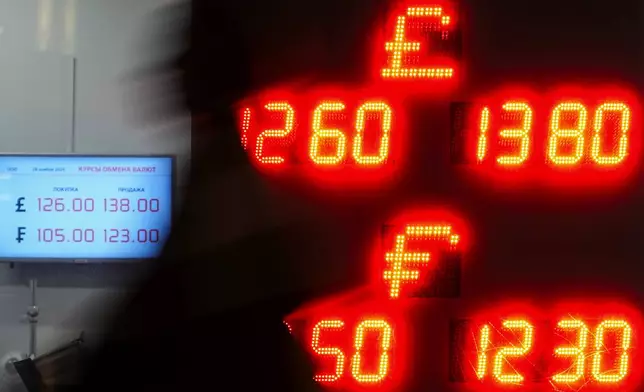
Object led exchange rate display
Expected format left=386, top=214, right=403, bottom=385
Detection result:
left=231, top=0, right=644, bottom=391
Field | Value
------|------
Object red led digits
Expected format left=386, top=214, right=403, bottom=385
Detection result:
left=475, top=324, right=490, bottom=380
left=240, top=107, right=251, bottom=150
left=351, top=319, right=394, bottom=383
left=496, top=102, right=533, bottom=166
left=552, top=319, right=590, bottom=383
left=475, top=319, right=535, bottom=383
left=255, top=102, right=295, bottom=165
left=591, top=319, right=633, bottom=383
left=591, top=102, right=631, bottom=166
left=468, top=316, right=635, bottom=386
left=311, top=319, right=346, bottom=382
left=493, top=320, right=534, bottom=383
left=383, top=224, right=460, bottom=299
left=310, top=102, right=348, bottom=166
left=548, top=101, right=634, bottom=166
left=551, top=318, right=633, bottom=385
left=382, top=7, right=454, bottom=79
left=353, top=102, right=393, bottom=166
left=474, top=97, right=634, bottom=168
left=476, top=107, right=491, bottom=162
left=310, top=100, right=394, bottom=166
left=241, top=98, right=394, bottom=169
left=310, top=318, right=394, bottom=384
left=548, top=102, right=588, bottom=166
left=476, top=102, right=533, bottom=165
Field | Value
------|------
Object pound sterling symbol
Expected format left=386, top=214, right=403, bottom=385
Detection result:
left=15, top=197, right=25, bottom=212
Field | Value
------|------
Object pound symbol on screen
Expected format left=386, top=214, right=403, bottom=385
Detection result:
left=16, top=227, right=26, bottom=243
left=15, top=197, right=25, bottom=212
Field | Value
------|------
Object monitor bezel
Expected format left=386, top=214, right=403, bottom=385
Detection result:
left=0, top=153, right=177, bottom=263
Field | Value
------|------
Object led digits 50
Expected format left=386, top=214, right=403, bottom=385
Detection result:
left=311, top=318, right=393, bottom=384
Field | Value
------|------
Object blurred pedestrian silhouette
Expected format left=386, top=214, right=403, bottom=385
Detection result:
left=79, top=0, right=387, bottom=390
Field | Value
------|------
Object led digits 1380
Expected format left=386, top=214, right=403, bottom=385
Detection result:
left=476, top=100, right=632, bottom=167
left=311, top=318, right=394, bottom=384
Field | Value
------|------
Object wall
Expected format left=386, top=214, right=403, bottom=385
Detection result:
left=0, top=0, right=190, bottom=370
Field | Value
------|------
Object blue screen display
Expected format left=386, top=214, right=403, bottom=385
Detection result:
left=0, top=155, right=174, bottom=261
